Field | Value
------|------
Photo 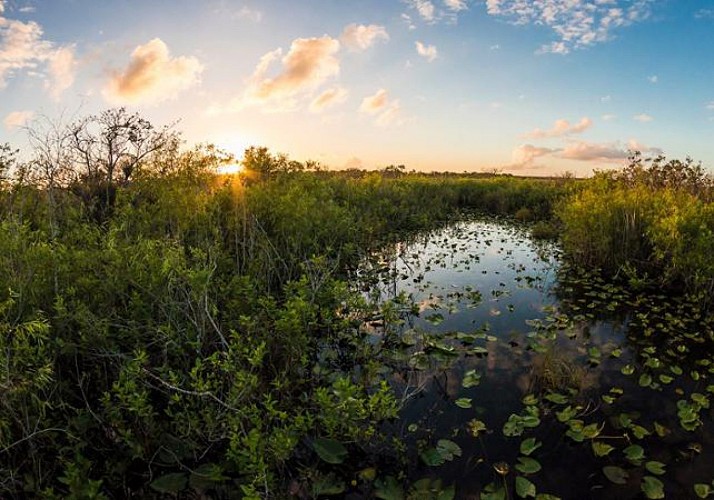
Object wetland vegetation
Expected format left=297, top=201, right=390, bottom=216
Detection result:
left=0, top=110, right=713, bottom=498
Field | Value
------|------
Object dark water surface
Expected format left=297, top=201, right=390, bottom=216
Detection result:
left=362, top=218, right=714, bottom=499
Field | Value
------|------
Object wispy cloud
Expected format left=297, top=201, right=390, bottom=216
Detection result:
left=415, top=41, right=438, bottom=62
left=558, top=139, right=661, bottom=162
left=214, top=36, right=340, bottom=113
left=694, top=9, right=714, bottom=20
left=705, top=101, right=714, bottom=111
left=505, top=143, right=559, bottom=169
left=309, top=86, right=348, bottom=113
left=647, top=75, right=658, bottom=83
left=103, top=38, right=203, bottom=105
left=45, top=45, right=76, bottom=99
left=444, top=0, right=468, bottom=12
left=524, top=117, right=592, bottom=139
left=633, top=113, right=653, bottom=122
left=0, top=12, right=50, bottom=87
left=360, top=88, right=402, bottom=127
left=602, top=114, right=617, bottom=121
left=3, top=109, right=34, bottom=130
left=340, top=24, right=389, bottom=52
left=405, top=0, right=468, bottom=25
left=485, top=0, right=654, bottom=54
left=413, top=0, right=436, bottom=21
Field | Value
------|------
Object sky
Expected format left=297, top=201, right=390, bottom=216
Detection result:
left=0, top=0, right=713, bottom=176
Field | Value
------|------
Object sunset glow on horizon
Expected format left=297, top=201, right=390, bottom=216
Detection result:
left=1, top=0, right=713, bottom=176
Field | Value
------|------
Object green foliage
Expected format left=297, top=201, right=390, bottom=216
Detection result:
left=557, top=153, right=714, bottom=298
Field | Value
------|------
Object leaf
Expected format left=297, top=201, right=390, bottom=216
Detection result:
left=425, top=313, right=444, bottom=325
left=603, top=466, right=629, bottom=485
left=521, top=415, right=541, bottom=428
left=420, top=447, right=445, bottom=467
left=375, top=476, right=405, bottom=500
left=623, top=444, right=645, bottom=464
left=437, top=439, right=462, bottom=460
left=516, top=476, right=537, bottom=498
left=544, top=392, right=568, bottom=404
left=515, top=456, right=542, bottom=474
left=645, top=461, right=666, bottom=476
left=520, top=438, right=542, bottom=456
left=591, top=441, right=615, bottom=457
left=641, top=476, right=665, bottom=499
left=150, top=473, right=188, bottom=494
left=621, top=364, right=635, bottom=376
left=522, top=394, right=538, bottom=406
left=639, top=373, right=653, bottom=387
left=694, top=483, right=712, bottom=498
left=456, top=398, right=473, bottom=409
left=582, top=422, right=603, bottom=439
left=462, top=369, right=482, bottom=388
left=312, top=474, right=346, bottom=496
left=654, top=422, right=670, bottom=437
left=556, top=406, right=577, bottom=423
left=312, top=438, right=348, bottom=464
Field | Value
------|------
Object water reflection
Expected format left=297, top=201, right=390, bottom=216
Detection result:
left=361, top=218, right=714, bottom=499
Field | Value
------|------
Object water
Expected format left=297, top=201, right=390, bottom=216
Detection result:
left=360, top=218, right=714, bottom=499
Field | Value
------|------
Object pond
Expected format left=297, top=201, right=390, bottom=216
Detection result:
left=356, top=217, right=714, bottom=499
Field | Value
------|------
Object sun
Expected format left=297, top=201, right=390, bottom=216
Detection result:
left=216, top=163, right=244, bottom=175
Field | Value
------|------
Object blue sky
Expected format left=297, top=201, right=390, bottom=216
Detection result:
left=0, top=0, right=712, bottom=175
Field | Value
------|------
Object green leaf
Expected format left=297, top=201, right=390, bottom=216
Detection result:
left=544, top=392, right=568, bottom=404
left=516, top=476, right=537, bottom=498
left=632, top=425, right=651, bottom=439
left=645, top=461, right=666, bottom=476
left=522, top=394, right=538, bottom=406
left=591, top=441, right=615, bottom=457
left=515, top=456, right=542, bottom=474
left=623, top=444, right=645, bottom=464
left=150, top=473, right=188, bottom=494
left=462, top=369, right=482, bottom=388
left=437, top=439, right=462, bottom=461
left=312, top=438, right=348, bottom=464
left=694, top=483, right=712, bottom=498
left=641, top=476, right=665, bottom=499
left=420, top=447, right=445, bottom=467
left=603, top=466, right=629, bottom=485
left=621, top=364, right=635, bottom=376
left=520, top=437, right=542, bottom=456
left=374, top=476, right=405, bottom=500
left=654, top=422, right=670, bottom=437
left=456, top=398, right=473, bottom=409
left=639, top=373, right=653, bottom=387
left=582, top=422, right=603, bottom=439
left=312, top=474, right=346, bottom=496
left=425, top=313, right=444, bottom=325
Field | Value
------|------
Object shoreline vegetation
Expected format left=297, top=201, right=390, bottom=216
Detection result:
left=1, top=110, right=713, bottom=498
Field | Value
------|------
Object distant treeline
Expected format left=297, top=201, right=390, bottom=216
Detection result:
left=0, top=109, right=711, bottom=497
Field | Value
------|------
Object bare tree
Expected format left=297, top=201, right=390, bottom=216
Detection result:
left=69, top=108, right=176, bottom=187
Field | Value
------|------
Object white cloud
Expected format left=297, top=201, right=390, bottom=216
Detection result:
left=558, top=139, right=661, bottom=162
left=360, top=88, right=402, bottom=127
left=235, top=6, right=262, bottom=22
left=415, top=41, right=438, bottom=62
left=647, top=75, right=658, bottom=83
left=706, top=101, right=714, bottom=111
left=0, top=7, right=79, bottom=95
left=410, top=0, right=436, bottom=21
left=485, top=0, right=654, bottom=54
left=340, top=24, right=389, bottom=51
left=444, top=0, right=468, bottom=11
left=524, top=117, right=592, bottom=139
left=0, top=14, right=51, bottom=87
left=309, top=86, right=348, bottom=113
left=506, top=144, right=559, bottom=169
left=103, top=38, right=203, bottom=105
left=215, top=36, right=340, bottom=113
left=3, top=109, right=34, bottom=130
left=45, top=45, right=76, bottom=99
left=633, top=113, right=653, bottom=122
left=600, top=95, right=611, bottom=103
left=602, top=113, right=617, bottom=121
left=695, top=9, right=714, bottom=20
